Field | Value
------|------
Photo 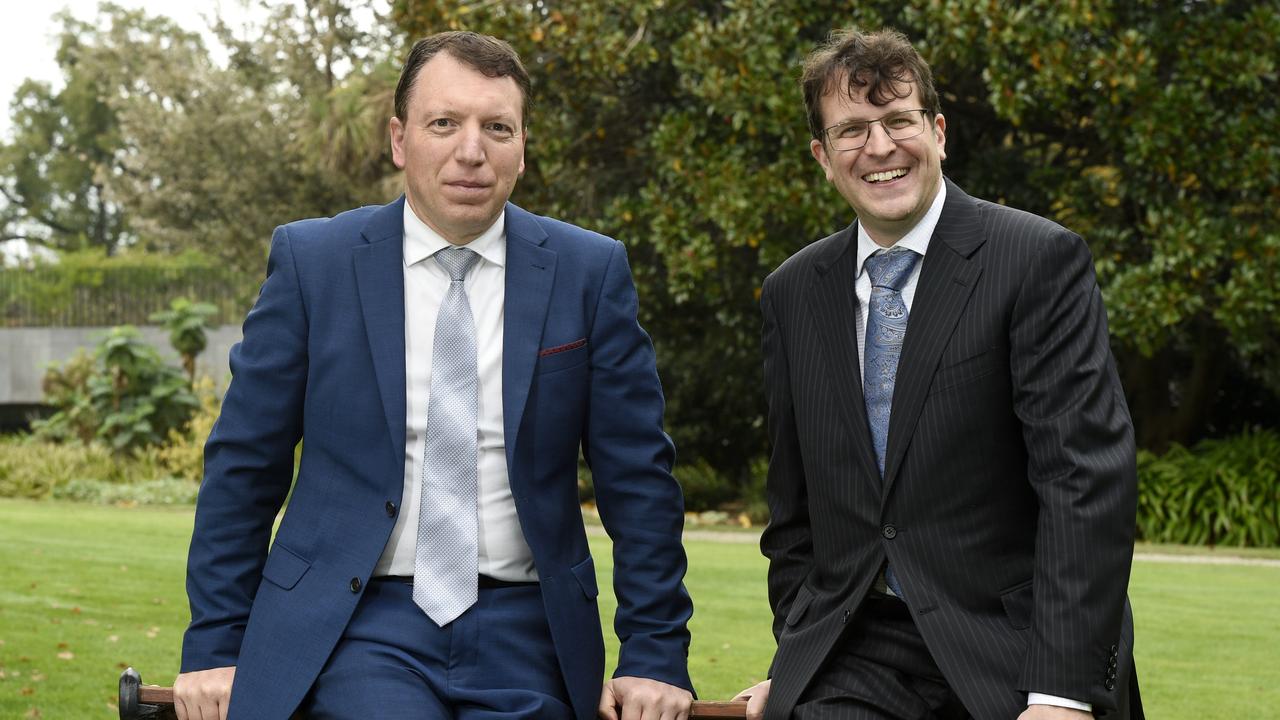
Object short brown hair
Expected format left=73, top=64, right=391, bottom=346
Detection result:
left=394, top=31, right=532, bottom=126
left=801, top=27, right=940, bottom=141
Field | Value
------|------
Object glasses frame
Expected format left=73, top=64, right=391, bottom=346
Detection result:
left=822, top=108, right=932, bottom=151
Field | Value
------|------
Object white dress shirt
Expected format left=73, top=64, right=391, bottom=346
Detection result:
left=853, top=181, right=1089, bottom=714
left=373, top=204, right=537, bottom=582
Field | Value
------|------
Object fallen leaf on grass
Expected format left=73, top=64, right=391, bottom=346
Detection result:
left=107, top=635, right=119, bottom=643
left=20, top=686, right=34, bottom=696
left=56, top=643, right=68, bottom=650
left=30, top=671, right=45, bottom=682
left=56, top=652, right=74, bottom=661
left=83, top=619, right=99, bottom=626
left=145, top=626, right=160, bottom=639
left=116, top=662, right=129, bottom=670
left=25, top=707, right=42, bottom=718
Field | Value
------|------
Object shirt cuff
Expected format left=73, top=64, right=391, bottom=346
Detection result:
left=1027, top=693, right=1092, bottom=712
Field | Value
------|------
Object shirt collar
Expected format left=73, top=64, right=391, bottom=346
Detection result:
left=402, top=202, right=507, bottom=270
left=856, top=179, right=947, bottom=275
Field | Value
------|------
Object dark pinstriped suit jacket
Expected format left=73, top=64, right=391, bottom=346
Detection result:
left=759, top=179, right=1142, bottom=720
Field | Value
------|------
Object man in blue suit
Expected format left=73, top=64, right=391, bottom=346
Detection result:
left=173, top=31, right=694, bottom=720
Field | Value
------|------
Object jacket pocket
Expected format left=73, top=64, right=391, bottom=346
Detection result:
left=537, top=341, right=588, bottom=375
left=570, top=555, right=599, bottom=599
left=1000, top=579, right=1033, bottom=630
left=784, top=586, right=814, bottom=627
left=928, top=346, right=1007, bottom=396
left=261, top=543, right=311, bottom=591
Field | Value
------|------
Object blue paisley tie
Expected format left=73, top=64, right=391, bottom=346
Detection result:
left=863, top=248, right=919, bottom=598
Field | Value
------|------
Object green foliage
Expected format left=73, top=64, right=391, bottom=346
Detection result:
left=676, top=458, right=739, bottom=513
left=150, top=298, right=218, bottom=383
left=1137, top=429, right=1280, bottom=547
left=32, top=327, right=199, bottom=452
left=0, top=436, right=173, bottom=500
left=0, top=250, right=251, bottom=327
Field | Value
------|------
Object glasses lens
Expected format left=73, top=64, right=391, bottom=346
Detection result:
left=884, top=110, right=925, bottom=140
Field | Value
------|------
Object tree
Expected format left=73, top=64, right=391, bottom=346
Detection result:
left=390, top=0, right=1279, bottom=471
left=0, top=8, right=137, bottom=255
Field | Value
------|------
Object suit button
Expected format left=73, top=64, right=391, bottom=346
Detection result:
left=1110, top=644, right=1119, bottom=654
left=843, top=609, right=851, bottom=624
left=385, top=501, right=397, bottom=518
left=1108, top=669, right=1117, bottom=680
left=1110, top=656, right=1118, bottom=668
left=1105, top=678, right=1116, bottom=691
left=349, top=577, right=362, bottom=593
left=882, top=524, right=897, bottom=539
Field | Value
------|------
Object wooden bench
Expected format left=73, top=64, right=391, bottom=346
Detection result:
left=119, top=668, right=747, bottom=719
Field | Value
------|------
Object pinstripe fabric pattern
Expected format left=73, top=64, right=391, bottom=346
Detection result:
left=759, top=179, right=1141, bottom=720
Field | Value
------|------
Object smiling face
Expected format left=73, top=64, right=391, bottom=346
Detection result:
left=389, top=51, right=526, bottom=245
left=810, top=73, right=946, bottom=247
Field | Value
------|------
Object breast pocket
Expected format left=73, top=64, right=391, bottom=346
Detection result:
left=928, top=346, right=1007, bottom=396
left=537, top=340, right=588, bottom=375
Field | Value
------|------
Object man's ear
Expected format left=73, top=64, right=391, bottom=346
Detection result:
left=389, top=116, right=407, bottom=169
left=934, top=112, right=947, bottom=163
left=811, top=138, right=835, bottom=182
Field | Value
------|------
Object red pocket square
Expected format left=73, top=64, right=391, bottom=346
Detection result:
left=539, top=339, right=587, bottom=357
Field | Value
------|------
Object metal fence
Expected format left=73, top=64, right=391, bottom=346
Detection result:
left=0, top=266, right=257, bottom=327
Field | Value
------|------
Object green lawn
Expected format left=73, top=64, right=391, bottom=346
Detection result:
left=1, top=499, right=1277, bottom=718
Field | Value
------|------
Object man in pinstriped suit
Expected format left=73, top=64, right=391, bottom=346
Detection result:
left=734, top=28, right=1143, bottom=720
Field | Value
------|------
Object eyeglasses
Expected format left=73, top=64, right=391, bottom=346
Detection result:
left=822, top=108, right=931, bottom=151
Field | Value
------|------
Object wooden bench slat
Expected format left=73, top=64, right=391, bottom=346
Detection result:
left=120, top=668, right=747, bottom=719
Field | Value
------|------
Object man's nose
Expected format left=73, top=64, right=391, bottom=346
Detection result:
left=454, top=125, right=486, bottom=164
left=862, top=121, right=896, bottom=156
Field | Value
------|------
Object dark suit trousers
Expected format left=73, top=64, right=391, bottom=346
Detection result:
left=302, top=578, right=574, bottom=719
left=794, top=596, right=970, bottom=720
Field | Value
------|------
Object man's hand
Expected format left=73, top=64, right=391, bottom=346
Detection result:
left=1017, top=705, right=1092, bottom=720
left=173, top=665, right=235, bottom=720
left=598, top=676, right=692, bottom=720
left=731, top=679, right=770, bottom=720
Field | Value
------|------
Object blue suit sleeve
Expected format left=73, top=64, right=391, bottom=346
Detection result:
left=583, top=240, right=694, bottom=692
left=181, top=226, right=308, bottom=671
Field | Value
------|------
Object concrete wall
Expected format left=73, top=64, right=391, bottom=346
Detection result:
left=0, top=326, right=242, bottom=404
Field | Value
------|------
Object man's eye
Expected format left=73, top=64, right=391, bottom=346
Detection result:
left=840, top=124, right=867, bottom=138
left=430, top=118, right=454, bottom=128
left=488, top=123, right=515, bottom=136
left=887, top=116, right=913, bottom=129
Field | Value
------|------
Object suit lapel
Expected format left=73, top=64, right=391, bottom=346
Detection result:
left=353, top=198, right=408, bottom=471
left=501, top=203, right=556, bottom=473
left=882, top=179, right=985, bottom=496
left=806, top=225, right=884, bottom=492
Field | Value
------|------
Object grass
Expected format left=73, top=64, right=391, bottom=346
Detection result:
left=1, top=499, right=1278, bottom=718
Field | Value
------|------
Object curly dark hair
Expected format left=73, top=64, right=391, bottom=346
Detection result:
left=801, top=27, right=940, bottom=142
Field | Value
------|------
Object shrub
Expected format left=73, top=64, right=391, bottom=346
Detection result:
left=32, top=326, right=199, bottom=451
left=155, top=376, right=221, bottom=482
left=1137, top=428, right=1280, bottom=547
left=0, top=436, right=171, bottom=500
left=677, top=458, right=738, bottom=513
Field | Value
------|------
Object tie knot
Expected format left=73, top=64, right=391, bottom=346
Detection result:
left=434, top=246, right=479, bottom=282
left=864, top=249, right=919, bottom=291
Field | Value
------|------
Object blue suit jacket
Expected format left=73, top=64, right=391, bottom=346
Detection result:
left=181, top=198, right=693, bottom=720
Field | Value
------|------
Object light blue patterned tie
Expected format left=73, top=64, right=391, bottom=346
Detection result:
left=414, top=246, right=481, bottom=626
left=863, top=248, right=919, bottom=598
